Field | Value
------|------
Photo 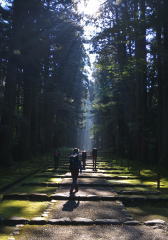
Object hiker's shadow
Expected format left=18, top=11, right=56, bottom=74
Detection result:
left=62, top=195, right=80, bottom=212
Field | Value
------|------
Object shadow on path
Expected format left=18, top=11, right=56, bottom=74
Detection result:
left=62, top=194, right=80, bottom=212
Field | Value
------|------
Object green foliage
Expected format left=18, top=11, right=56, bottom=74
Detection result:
left=127, top=204, right=168, bottom=222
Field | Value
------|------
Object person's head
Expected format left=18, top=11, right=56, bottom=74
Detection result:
left=73, top=148, right=79, bottom=154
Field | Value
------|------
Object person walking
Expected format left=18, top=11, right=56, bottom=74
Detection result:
left=81, top=150, right=87, bottom=170
left=92, top=148, right=97, bottom=171
left=69, top=148, right=82, bottom=194
left=53, top=149, right=60, bottom=169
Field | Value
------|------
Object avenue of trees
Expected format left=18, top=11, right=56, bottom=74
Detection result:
left=0, top=0, right=87, bottom=165
left=92, top=0, right=168, bottom=165
left=1, top=0, right=168, bottom=168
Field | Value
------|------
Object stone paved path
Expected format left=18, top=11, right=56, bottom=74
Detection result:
left=52, top=186, right=117, bottom=197
left=48, top=166, right=128, bottom=221
left=48, top=200, right=128, bottom=221
left=12, top=158, right=168, bottom=240
left=15, top=225, right=168, bottom=240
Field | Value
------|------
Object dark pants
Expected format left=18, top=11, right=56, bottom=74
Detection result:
left=82, top=159, right=86, bottom=169
left=93, top=155, right=97, bottom=171
left=70, top=171, right=79, bottom=193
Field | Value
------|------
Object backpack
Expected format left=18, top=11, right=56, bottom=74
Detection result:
left=69, top=153, right=80, bottom=171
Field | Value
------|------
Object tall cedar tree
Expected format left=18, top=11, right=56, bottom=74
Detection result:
left=92, top=0, right=168, bottom=165
left=0, top=0, right=87, bottom=165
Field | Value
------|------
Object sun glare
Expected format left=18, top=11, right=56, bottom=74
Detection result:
left=0, top=0, right=6, bottom=7
left=76, top=0, right=105, bottom=82
left=77, top=0, right=104, bottom=16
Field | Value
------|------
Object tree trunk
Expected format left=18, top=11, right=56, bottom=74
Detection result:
left=0, top=0, right=21, bottom=164
left=134, top=0, right=147, bottom=162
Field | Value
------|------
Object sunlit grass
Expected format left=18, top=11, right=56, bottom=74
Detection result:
left=108, top=179, right=143, bottom=184
left=3, top=172, right=62, bottom=195
left=23, top=176, right=62, bottom=184
left=0, top=236, right=9, bottom=240
left=140, top=169, right=157, bottom=177
left=109, top=179, right=157, bottom=186
left=0, top=200, right=49, bottom=219
left=98, top=157, right=168, bottom=192
left=114, top=174, right=137, bottom=177
left=104, top=172, right=135, bottom=176
left=0, top=154, right=56, bottom=189
left=5, top=176, right=60, bottom=194
left=98, top=163, right=124, bottom=168
left=114, top=186, right=153, bottom=191
left=98, top=169, right=130, bottom=173
left=109, top=177, right=168, bottom=190
left=159, top=178, right=168, bottom=188
left=9, top=185, right=57, bottom=194
left=49, top=178, right=62, bottom=183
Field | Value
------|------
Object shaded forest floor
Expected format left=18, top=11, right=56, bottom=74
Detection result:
left=0, top=156, right=168, bottom=239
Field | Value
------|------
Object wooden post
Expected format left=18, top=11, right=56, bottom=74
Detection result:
left=157, top=173, right=161, bottom=190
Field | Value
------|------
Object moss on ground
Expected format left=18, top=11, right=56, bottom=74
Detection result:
left=140, top=169, right=157, bottom=177
left=14, top=225, right=37, bottom=240
left=98, top=164, right=125, bottom=169
left=99, top=157, right=168, bottom=193
left=1, top=163, right=66, bottom=195
left=111, top=175, right=168, bottom=192
left=127, top=202, right=168, bottom=222
left=114, top=186, right=154, bottom=191
left=0, top=154, right=54, bottom=190
left=1, top=155, right=168, bottom=225
left=0, top=226, right=15, bottom=240
left=23, top=176, right=62, bottom=184
left=0, top=176, right=21, bottom=189
left=4, top=175, right=61, bottom=194
left=23, top=177, right=52, bottom=184
left=99, top=156, right=168, bottom=223
left=0, top=151, right=68, bottom=189
left=159, top=178, right=168, bottom=188
left=107, top=179, right=157, bottom=188
left=0, top=200, right=49, bottom=219
left=9, top=185, right=57, bottom=194
left=108, top=179, right=142, bottom=184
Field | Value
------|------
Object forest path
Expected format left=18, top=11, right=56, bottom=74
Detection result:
left=8, top=158, right=168, bottom=239
left=46, top=161, right=128, bottom=221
